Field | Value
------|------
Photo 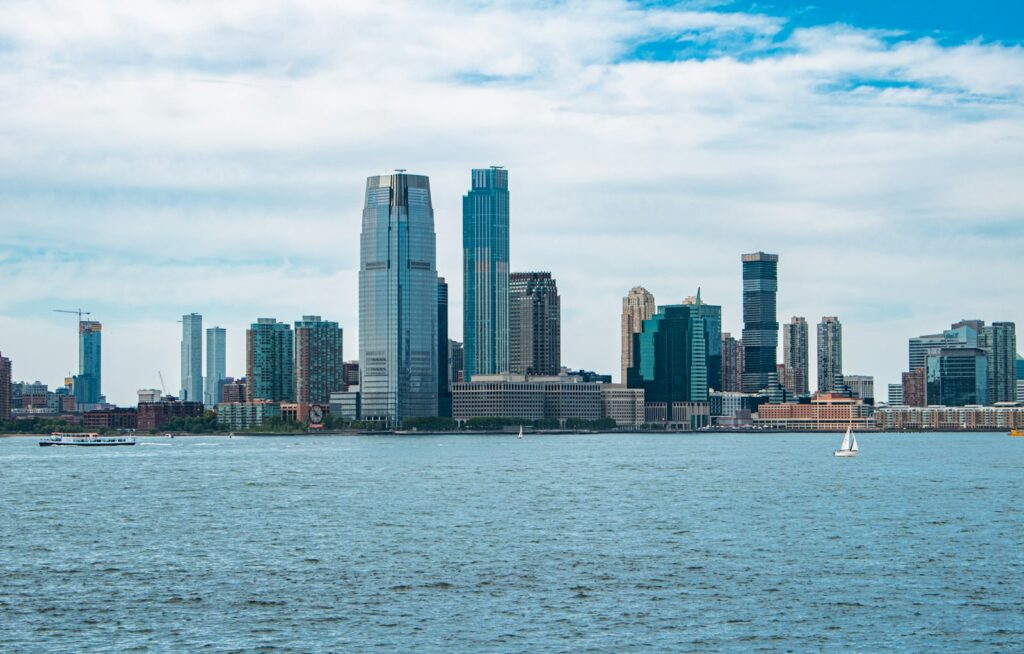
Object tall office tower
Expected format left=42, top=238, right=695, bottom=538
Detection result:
left=509, top=272, right=561, bottom=376
left=75, top=320, right=103, bottom=405
left=682, top=289, right=722, bottom=392
left=817, top=316, right=843, bottom=393
left=246, top=318, right=294, bottom=402
left=741, top=252, right=779, bottom=393
left=437, top=277, right=452, bottom=417
left=1017, top=353, right=1024, bottom=381
left=448, top=340, right=465, bottom=385
left=463, top=167, right=510, bottom=380
left=627, top=304, right=708, bottom=404
left=926, top=348, right=988, bottom=406
left=902, top=368, right=927, bottom=407
left=359, top=172, right=438, bottom=422
left=981, top=322, right=1016, bottom=403
left=0, top=351, right=10, bottom=420
left=179, top=313, right=203, bottom=402
left=721, top=333, right=744, bottom=392
left=205, top=326, right=227, bottom=408
left=909, top=321, right=984, bottom=372
left=294, top=315, right=344, bottom=405
left=621, top=286, right=656, bottom=383
left=782, top=316, right=809, bottom=396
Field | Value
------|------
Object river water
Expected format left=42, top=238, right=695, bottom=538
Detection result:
left=2, top=432, right=1022, bottom=652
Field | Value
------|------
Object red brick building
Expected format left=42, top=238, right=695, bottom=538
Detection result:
left=83, top=408, right=138, bottom=430
left=137, top=400, right=204, bottom=431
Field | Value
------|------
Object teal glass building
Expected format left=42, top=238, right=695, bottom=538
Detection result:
left=359, top=173, right=438, bottom=423
left=627, top=305, right=708, bottom=405
left=463, top=167, right=510, bottom=380
left=246, top=318, right=294, bottom=402
left=76, top=321, right=102, bottom=405
left=741, top=252, right=779, bottom=393
left=684, top=289, right=721, bottom=393
left=926, top=348, right=988, bottom=406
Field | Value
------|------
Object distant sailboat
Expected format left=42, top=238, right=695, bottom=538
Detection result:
left=834, top=425, right=858, bottom=457
left=517, top=425, right=524, bottom=440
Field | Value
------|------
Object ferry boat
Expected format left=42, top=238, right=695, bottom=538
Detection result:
left=1011, top=429, right=1024, bottom=437
left=39, top=432, right=136, bottom=447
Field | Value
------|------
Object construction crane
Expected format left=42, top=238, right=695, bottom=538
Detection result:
left=158, top=371, right=168, bottom=395
left=53, top=308, right=91, bottom=322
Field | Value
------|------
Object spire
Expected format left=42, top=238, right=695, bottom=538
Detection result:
left=696, top=287, right=702, bottom=305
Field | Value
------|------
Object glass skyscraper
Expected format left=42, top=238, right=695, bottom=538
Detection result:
left=463, top=167, right=510, bottom=380
left=76, top=320, right=102, bottom=405
left=683, top=289, right=721, bottom=393
left=359, top=173, right=438, bottom=423
left=741, top=252, right=779, bottom=393
left=180, top=313, right=203, bottom=403
left=205, top=326, right=226, bottom=407
left=627, top=304, right=708, bottom=405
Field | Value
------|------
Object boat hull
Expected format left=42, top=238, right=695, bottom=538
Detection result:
left=39, top=440, right=136, bottom=447
left=833, top=450, right=858, bottom=457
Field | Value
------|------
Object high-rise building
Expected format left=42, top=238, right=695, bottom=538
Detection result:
left=782, top=316, right=809, bottom=396
left=627, top=304, right=708, bottom=406
left=621, top=287, right=656, bottom=383
left=926, top=348, right=988, bottom=407
left=817, top=316, right=843, bottom=393
left=1017, top=353, right=1024, bottom=381
left=179, top=313, right=203, bottom=403
left=902, top=368, right=927, bottom=407
left=342, top=361, right=360, bottom=391
left=294, top=315, right=343, bottom=405
left=246, top=318, right=294, bottom=402
left=683, top=289, right=722, bottom=392
left=359, top=172, right=438, bottom=422
left=741, top=252, right=779, bottom=393
left=0, top=352, right=10, bottom=421
left=887, top=383, right=904, bottom=406
left=510, top=272, right=561, bottom=376
left=981, top=322, right=1016, bottom=403
left=205, top=326, right=227, bottom=408
left=721, top=333, right=744, bottom=392
left=438, top=277, right=452, bottom=417
left=843, top=375, right=874, bottom=403
left=463, top=167, right=510, bottom=380
left=76, top=320, right=103, bottom=406
left=448, top=340, right=465, bottom=385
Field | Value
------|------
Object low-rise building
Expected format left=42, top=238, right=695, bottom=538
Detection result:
left=83, top=407, right=138, bottom=430
left=137, top=399, right=204, bottom=431
left=888, top=384, right=904, bottom=406
left=137, top=389, right=162, bottom=404
left=756, top=393, right=873, bottom=430
left=600, top=385, right=645, bottom=427
left=874, top=405, right=1024, bottom=430
left=329, top=387, right=361, bottom=422
left=453, top=373, right=602, bottom=423
left=216, top=401, right=281, bottom=430
left=280, top=402, right=309, bottom=424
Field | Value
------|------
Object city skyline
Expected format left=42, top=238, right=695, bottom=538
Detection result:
left=1, top=2, right=1022, bottom=405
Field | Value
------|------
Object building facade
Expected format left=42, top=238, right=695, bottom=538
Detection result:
left=452, top=374, right=641, bottom=424
left=627, top=304, right=708, bottom=407
left=221, top=378, right=246, bottom=404
left=359, top=172, right=439, bottom=423
left=782, top=316, right=809, bottom=396
left=462, top=167, right=510, bottom=380
left=438, top=277, right=452, bottom=417
left=741, top=252, right=779, bottom=393
left=137, top=400, right=203, bottom=431
left=721, top=333, right=744, bottom=392
left=447, top=340, right=464, bottom=386
left=205, top=326, right=227, bottom=408
left=216, top=401, right=281, bottom=430
left=509, top=272, right=560, bottom=376
left=887, top=383, right=904, bottom=406
left=246, top=318, right=294, bottom=402
left=0, top=352, right=10, bottom=421
left=817, top=316, right=843, bottom=393
left=180, top=313, right=203, bottom=403
left=926, top=348, right=988, bottom=406
left=77, top=320, right=103, bottom=406
left=982, top=322, right=1017, bottom=403
left=843, top=375, right=874, bottom=403
left=294, top=315, right=344, bottom=405
left=756, top=393, right=873, bottom=431
left=83, top=408, right=138, bottom=430
left=683, top=290, right=722, bottom=393
left=621, top=287, right=656, bottom=384
left=875, top=405, right=1024, bottom=431
left=902, top=368, right=927, bottom=407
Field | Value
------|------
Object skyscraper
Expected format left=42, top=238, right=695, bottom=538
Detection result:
left=926, top=348, right=988, bottom=406
left=621, top=287, right=656, bottom=383
left=205, top=326, right=227, bottom=408
left=741, top=252, right=779, bottom=393
left=981, top=322, right=1016, bottom=403
left=782, top=316, right=809, bottom=396
left=0, top=351, right=10, bottom=421
left=627, top=304, right=708, bottom=404
left=76, top=320, right=102, bottom=406
left=180, top=313, right=203, bottom=403
left=721, top=332, right=744, bottom=392
left=902, top=368, right=927, bottom=407
left=294, top=315, right=343, bottom=405
left=817, top=316, right=843, bottom=393
left=683, top=289, right=722, bottom=392
left=463, top=167, right=510, bottom=380
left=359, top=172, right=438, bottom=422
left=448, top=340, right=465, bottom=385
left=438, top=277, right=452, bottom=417
left=509, top=272, right=560, bottom=376
left=246, top=318, right=294, bottom=402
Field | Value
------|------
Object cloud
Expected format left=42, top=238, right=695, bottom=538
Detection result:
left=0, top=0, right=1021, bottom=404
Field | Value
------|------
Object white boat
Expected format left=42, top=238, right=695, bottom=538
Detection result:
left=833, top=425, right=858, bottom=457
left=517, top=425, right=523, bottom=440
left=39, top=432, right=136, bottom=447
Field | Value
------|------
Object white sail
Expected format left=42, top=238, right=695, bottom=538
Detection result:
left=839, top=426, right=851, bottom=452
left=850, top=432, right=858, bottom=452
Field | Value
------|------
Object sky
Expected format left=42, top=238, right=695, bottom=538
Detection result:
left=0, top=0, right=1022, bottom=406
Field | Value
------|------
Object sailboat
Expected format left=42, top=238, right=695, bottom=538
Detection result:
left=833, top=425, right=859, bottom=457
left=517, top=425, right=524, bottom=440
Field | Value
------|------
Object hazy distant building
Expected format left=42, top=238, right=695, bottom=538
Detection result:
left=887, top=384, right=904, bottom=406
left=462, top=167, right=510, bottom=380
left=627, top=304, right=708, bottom=407
left=342, top=362, right=360, bottom=391
left=76, top=320, right=103, bottom=406
left=438, top=277, right=452, bottom=417
left=0, top=352, right=10, bottom=421
left=721, top=333, right=744, bottom=392
left=902, top=368, right=927, bottom=407
left=294, top=315, right=344, bottom=405
left=246, top=318, right=294, bottom=402
left=205, top=326, right=227, bottom=408
left=510, top=272, right=560, bottom=376
left=741, top=252, right=779, bottom=393
left=817, top=316, right=843, bottom=393
left=621, top=287, right=656, bottom=383
left=683, top=289, right=721, bottom=393
left=782, top=316, right=809, bottom=396
left=981, top=322, right=1017, bottom=403
left=927, top=348, right=988, bottom=406
left=843, top=375, right=874, bottom=403
left=180, top=313, right=203, bottom=403
left=359, top=172, right=438, bottom=422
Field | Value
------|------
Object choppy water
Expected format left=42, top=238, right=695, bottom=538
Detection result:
left=1, top=432, right=1022, bottom=652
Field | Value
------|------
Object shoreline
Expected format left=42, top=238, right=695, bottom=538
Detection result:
left=2, top=428, right=1017, bottom=437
